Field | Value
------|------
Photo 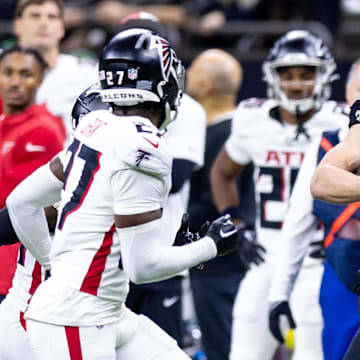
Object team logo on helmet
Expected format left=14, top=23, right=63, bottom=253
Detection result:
left=156, top=38, right=172, bottom=81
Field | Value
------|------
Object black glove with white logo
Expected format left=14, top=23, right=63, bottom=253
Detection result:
left=349, top=99, right=360, bottom=128
left=174, top=213, right=196, bottom=246
left=269, top=301, right=296, bottom=343
left=236, top=227, right=265, bottom=270
left=206, top=214, right=238, bottom=256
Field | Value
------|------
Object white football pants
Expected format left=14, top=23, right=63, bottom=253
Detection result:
left=230, top=260, right=324, bottom=360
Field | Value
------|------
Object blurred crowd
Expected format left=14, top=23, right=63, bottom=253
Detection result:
left=0, top=0, right=355, bottom=63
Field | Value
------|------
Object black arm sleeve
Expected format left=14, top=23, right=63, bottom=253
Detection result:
left=0, top=207, right=19, bottom=246
left=170, top=159, right=196, bottom=194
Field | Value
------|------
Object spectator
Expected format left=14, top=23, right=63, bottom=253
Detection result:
left=13, top=0, right=98, bottom=137
left=0, top=45, right=66, bottom=303
left=186, top=48, right=255, bottom=360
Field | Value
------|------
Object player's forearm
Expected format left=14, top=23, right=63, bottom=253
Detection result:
left=6, top=164, right=63, bottom=267
left=118, top=220, right=217, bottom=284
left=210, top=168, right=240, bottom=213
left=311, top=164, right=360, bottom=204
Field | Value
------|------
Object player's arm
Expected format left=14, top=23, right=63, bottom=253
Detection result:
left=269, top=140, right=320, bottom=342
left=116, top=210, right=238, bottom=284
left=210, top=146, right=246, bottom=224
left=113, top=153, right=237, bottom=284
left=311, top=125, right=360, bottom=204
left=311, top=100, right=360, bottom=204
left=6, top=155, right=64, bottom=268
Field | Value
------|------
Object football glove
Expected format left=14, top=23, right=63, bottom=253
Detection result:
left=174, top=213, right=196, bottom=246
left=206, top=214, right=238, bottom=256
left=349, top=99, right=360, bottom=128
left=236, top=227, right=265, bottom=270
left=269, top=301, right=296, bottom=343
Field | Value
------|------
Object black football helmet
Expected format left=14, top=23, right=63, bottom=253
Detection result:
left=98, top=28, right=185, bottom=130
left=71, top=84, right=109, bottom=130
left=262, top=30, right=337, bottom=114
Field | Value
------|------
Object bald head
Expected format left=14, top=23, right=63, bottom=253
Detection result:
left=187, top=49, right=242, bottom=101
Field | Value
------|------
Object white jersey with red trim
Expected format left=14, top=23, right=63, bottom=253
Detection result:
left=226, top=98, right=348, bottom=262
left=25, top=110, right=172, bottom=326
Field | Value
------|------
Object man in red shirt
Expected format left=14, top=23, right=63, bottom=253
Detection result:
left=0, top=46, right=65, bottom=302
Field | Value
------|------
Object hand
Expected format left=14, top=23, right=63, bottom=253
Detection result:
left=236, top=227, right=265, bottom=270
left=206, top=214, right=238, bottom=256
left=174, top=213, right=195, bottom=246
left=269, top=301, right=296, bottom=343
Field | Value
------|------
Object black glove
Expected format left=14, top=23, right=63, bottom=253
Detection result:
left=236, top=227, right=265, bottom=270
left=349, top=99, right=360, bottom=128
left=206, top=214, right=238, bottom=256
left=269, top=301, right=296, bottom=343
left=174, top=213, right=196, bottom=246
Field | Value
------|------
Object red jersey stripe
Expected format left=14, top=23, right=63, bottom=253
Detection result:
left=80, top=224, right=116, bottom=296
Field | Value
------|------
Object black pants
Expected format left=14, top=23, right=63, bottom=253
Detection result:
left=189, top=271, right=244, bottom=360
left=0, top=294, right=5, bottom=304
left=126, top=277, right=183, bottom=348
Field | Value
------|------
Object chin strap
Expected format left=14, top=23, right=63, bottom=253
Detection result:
left=294, top=105, right=310, bottom=141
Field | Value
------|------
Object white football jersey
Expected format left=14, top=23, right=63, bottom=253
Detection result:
left=25, top=110, right=172, bottom=326
left=226, top=98, right=348, bottom=262
left=36, top=54, right=98, bottom=139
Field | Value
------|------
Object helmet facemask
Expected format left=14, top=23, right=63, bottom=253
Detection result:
left=262, top=30, right=337, bottom=115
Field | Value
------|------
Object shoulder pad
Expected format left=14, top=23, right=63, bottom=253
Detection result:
left=122, top=119, right=172, bottom=179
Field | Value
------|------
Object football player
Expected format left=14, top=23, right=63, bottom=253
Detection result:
left=0, top=83, right=108, bottom=360
left=20, top=29, right=240, bottom=360
left=211, top=30, right=347, bottom=360
left=119, top=12, right=207, bottom=347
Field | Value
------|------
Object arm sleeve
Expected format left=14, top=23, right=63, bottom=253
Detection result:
left=268, top=139, right=320, bottom=303
left=117, top=219, right=217, bottom=284
left=6, top=163, right=63, bottom=268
